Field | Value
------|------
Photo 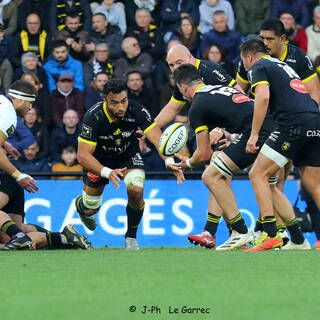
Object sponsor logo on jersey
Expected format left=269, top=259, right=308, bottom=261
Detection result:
left=290, top=80, right=308, bottom=93
left=281, top=141, right=291, bottom=151
left=113, top=128, right=121, bottom=135
left=121, top=130, right=134, bottom=138
left=232, top=94, right=251, bottom=103
left=87, top=171, right=101, bottom=182
left=212, top=69, right=227, bottom=82
left=132, top=153, right=144, bottom=166
left=115, top=138, right=122, bottom=146
left=81, top=124, right=92, bottom=138
left=6, top=125, right=15, bottom=136
left=306, top=130, right=320, bottom=137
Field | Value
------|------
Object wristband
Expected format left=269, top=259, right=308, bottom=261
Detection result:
left=186, top=159, right=194, bottom=169
left=11, top=169, right=21, bottom=179
left=101, top=167, right=113, bottom=179
left=165, top=158, right=175, bottom=167
left=16, top=173, right=32, bottom=182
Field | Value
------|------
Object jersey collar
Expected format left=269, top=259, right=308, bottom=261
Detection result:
left=258, top=54, right=271, bottom=61
left=103, top=101, right=115, bottom=123
left=195, top=59, right=201, bottom=69
left=193, top=83, right=206, bottom=97
left=280, top=42, right=288, bottom=61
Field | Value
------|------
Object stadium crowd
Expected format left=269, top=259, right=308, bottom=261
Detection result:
left=1, top=0, right=320, bottom=249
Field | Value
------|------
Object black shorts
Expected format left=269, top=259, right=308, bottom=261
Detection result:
left=264, top=115, right=320, bottom=167
left=0, top=173, right=25, bottom=218
left=223, top=127, right=270, bottom=170
left=83, top=145, right=145, bottom=188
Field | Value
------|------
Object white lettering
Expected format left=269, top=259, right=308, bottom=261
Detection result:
left=24, top=198, right=51, bottom=230
left=172, top=199, right=194, bottom=235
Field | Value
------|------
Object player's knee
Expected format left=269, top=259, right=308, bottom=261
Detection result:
left=127, top=186, right=144, bottom=205
left=211, top=154, right=233, bottom=180
left=80, top=192, right=103, bottom=214
left=124, top=170, right=145, bottom=188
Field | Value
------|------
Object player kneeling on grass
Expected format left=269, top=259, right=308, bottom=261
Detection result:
left=75, top=80, right=184, bottom=250
left=172, top=64, right=310, bottom=251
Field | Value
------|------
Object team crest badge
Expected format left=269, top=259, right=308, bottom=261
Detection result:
left=281, top=142, right=291, bottom=151
left=115, top=139, right=121, bottom=146
left=6, top=125, right=15, bottom=136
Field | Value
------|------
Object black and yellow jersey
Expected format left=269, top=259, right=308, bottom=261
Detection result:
left=237, top=43, right=317, bottom=85
left=171, top=59, right=236, bottom=105
left=78, top=100, right=156, bottom=162
left=189, top=84, right=254, bottom=134
left=248, top=56, right=319, bottom=126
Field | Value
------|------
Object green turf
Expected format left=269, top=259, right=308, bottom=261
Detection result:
left=1, top=247, right=319, bottom=320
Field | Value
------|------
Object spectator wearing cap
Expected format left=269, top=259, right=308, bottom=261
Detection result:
left=114, top=37, right=153, bottom=88
left=44, top=39, right=84, bottom=92
left=84, top=71, right=108, bottom=110
left=83, top=42, right=113, bottom=89
left=85, top=12, right=123, bottom=60
left=93, top=0, right=126, bottom=35
left=10, top=13, right=51, bottom=69
left=13, top=52, right=49, bottom=92
left=53, top=13, right=91, bottom=62
left=0, top=23, right=13, bottom=59
left=49, top=0, right=92, bottom=34
left=50, top=72, right=85, bottom=127
left=1, top=0, right=18, bottom=36
left=126, top=8, right=164, bottom=61
left=17, top=0, right=51, bottom=32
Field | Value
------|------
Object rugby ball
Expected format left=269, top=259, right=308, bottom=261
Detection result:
left=159, top=122, right=188, bottom=156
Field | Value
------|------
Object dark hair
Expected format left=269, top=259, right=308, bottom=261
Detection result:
left=260, top=18, right=286, bottom=37
left=179, top=17, right=197, bottom=50
left=9, top=80, right=37, bottom=96
left=94, top=71, right=109, bottom=79
left=92, top=12, right=107, bottom=20
left=173, top=64, right=202, bottom=86
left=239, top=39, right=269, bottom=56
left=52, top=39, right=68, bottom=50
left=202, top=44, right=227, bottom=61
left=103, top=79, right=127, bottom=95
left=126, top=69, right=142, bottom=80
left=21, top=71, right=40, bottom=87
left=65, top=12, right=80, bottom=21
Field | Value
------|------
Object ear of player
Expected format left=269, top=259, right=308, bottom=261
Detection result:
left=159, top=122, right=188, bottom=156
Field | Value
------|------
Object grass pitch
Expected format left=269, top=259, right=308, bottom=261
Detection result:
left=1, top=247, right=319, bottom=320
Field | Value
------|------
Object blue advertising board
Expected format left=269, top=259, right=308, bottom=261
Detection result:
left=24, top=179, right=317, bottom=247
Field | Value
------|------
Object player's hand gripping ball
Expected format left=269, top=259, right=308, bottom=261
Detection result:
left=159, top=123, right=188, bottom=156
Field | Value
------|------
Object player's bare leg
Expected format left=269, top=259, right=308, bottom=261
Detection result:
left=299, top=166, right=320, bottom=210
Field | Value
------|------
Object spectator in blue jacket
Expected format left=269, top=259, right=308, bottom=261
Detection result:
left=160, top=0, right=200, bottom=41
left=269, top=0, right=311, bottom=28
left=200, top=10, right=244, bottom=65
left=43, top=39, right=84, bottom=92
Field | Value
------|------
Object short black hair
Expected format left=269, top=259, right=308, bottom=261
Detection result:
left=260, top=18, right=286, bottom=37
left=9, top=80, right=37, bottom=96
left=103, top=79, right=127, bottom=95
left=52, top=39, right=68, bottom=50
left=239, top=39, right=269, bottom=56
left=126, top=69, right=142, bottom=80
left=173, top=64, right=202, bottom=87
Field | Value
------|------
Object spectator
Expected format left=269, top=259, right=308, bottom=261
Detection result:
left=49, top=109, right=81, bottom=162
left=200, top=10, right=244, bottom=65
left=202, top=44, right=235, bottom=76
left=159, top=73, right=175, bottom=109
left=50, top=73, right=85, bottom=127
left=21, top=71, right=51, bottom=128
left=160, top=0, right=200, bottom=40
left=10, top=13, right=51, bottom=69
left=13, top=52, right=49, bottom=92
left=51, top=145, right=82, bottom=180
left=1, top=0, right=18, bottom=36
left=17, top=0, right=51, bottom=32
left=85, top=12, right=123, bottom=60
left=84, top=71, right=108, bottom=110
left=234, top=0, right=270, bottom=35
left=126, top=70, right=159, bottom=118
left=83, top=42, right=113, bottom=89
left=0, top=47, right=12, bottom=91
left=14, top=142, right=51, bottom=179
left=306, top=5, right=320, bottom=62
left=199, top=0, right=235, bottom=34
left=44, top=39, right=84, bottom=92
left=280, top=12, right=308, bottom=53
left=23, top=106, right=50, bottom=158
left=114, top=37, right=153, bottom=88
left=0, top=23, right=13, bottom=59
left=170, top=16, right=201, bottom=58
left=53, top=13, right=91, bottom=62
left=93, top=0, right=126, bottom=35
left=269, top=0, right=311, bottom=28
left=49, top=0, right=92, bottom=33
left=126, top=8, right=164, bottom=61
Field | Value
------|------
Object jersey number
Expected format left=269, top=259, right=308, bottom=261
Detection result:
left=277, top=63, right=299, bottom=79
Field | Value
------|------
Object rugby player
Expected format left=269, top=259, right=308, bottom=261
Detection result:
left=155, top=44, right=245, bottom=249
left=75, top=80, right=184, bottom=250
left=0, top=80, right=39, bottom=249
left=241, top=39, right=320, bottom=251
left=237, top=19, right=320, bottom=238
